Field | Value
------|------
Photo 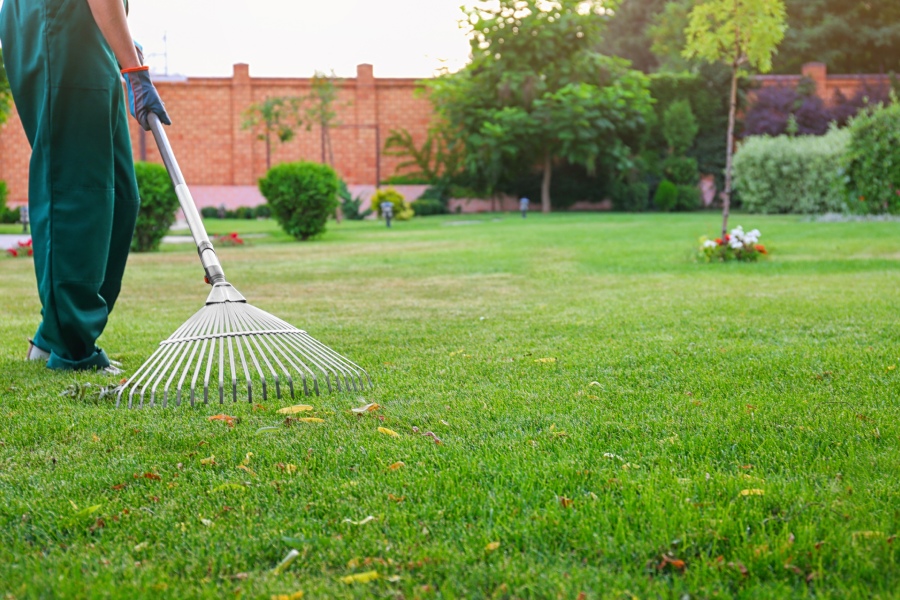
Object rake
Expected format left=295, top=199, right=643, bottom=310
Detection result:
left=117, top=114, right=370, bottom=408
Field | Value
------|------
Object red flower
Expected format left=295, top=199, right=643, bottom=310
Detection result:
left=7, top=248, right=18, bottom=257
left=27, top=249, right=33, bottom=256
left=18, top=239, right=32, bottom=248
left=724, top=234, right=731, bottom=242
left=715, top=238, right=723, bottom=245
left=755, top=244, right=767, bottom=254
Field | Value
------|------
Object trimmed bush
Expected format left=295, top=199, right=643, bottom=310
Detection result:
left=410, top=198, right=446, bottom=216
left=663, top=155, right=699, bottom=186
left=733, top=128, right=849, bottom=214
left=611, top=181, right=649, bottom=212
left=676, top=185, right=702, bottom=211
left=200, top=206, right=219, bottom=219
left=371, top=188, right=414, bottom=221
left=132, top=162, right=179, bottom=252
left=653, top=180, right=678, bottom=212
left=845, top=102, right=900, bottom=214
left=0, top=181, right=20, bottom=224
left=662, top=99, right=698, bottom=155
left=258, top=162, right=339, bottom=241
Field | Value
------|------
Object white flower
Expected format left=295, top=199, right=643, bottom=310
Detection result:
left=729, top=239, right=743, bottom=249
left=703, top=240, right=718, bottom=249
left=748, top=229, right=761, bottom=239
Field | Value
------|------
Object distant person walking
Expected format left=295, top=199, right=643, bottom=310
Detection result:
left=520, top=196, right=530, bottom=219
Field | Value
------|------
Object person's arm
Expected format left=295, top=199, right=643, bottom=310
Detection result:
left=86, top=0, right=141, bottom=70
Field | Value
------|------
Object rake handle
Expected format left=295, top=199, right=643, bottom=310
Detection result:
left=148, top=113, right=226, bottom=286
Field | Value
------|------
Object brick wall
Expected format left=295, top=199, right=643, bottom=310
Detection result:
left=0, top=63, right=434, bottom=206
left=753, top=62, right=892, bottom=107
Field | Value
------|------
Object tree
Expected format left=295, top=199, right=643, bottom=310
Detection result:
left=305, top=71, right=340, bottom=167
left=683, top=0, right=787, bottom=238
left=242, top=97, right=302, bottom=171
left=430, top=0, right=652, bottom=212
left=383, top=123, right=465, bottom=185
left=598, top=0, right=668, bottom=72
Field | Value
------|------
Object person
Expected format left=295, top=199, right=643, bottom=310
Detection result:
left=0, top=0, right=171, bottom=372
left=520, top=196, right=530, bottom=218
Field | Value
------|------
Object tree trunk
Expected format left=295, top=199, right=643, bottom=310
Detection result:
left=722, top=66, right=738, bottom=239
left=265, top=130, right=272, bottom=171
left=541, top=152, right=552, bottom=213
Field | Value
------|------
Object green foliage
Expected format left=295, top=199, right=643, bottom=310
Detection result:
left=611, top=180, right=650, bottom=211
left=663, top=155, right=700, bottom=185
left=732, top=128, right=850, bottom=213
left=242, top=96, right=303, bottom=169
left=653, top=179, right=679, bottom=211
left=662, top=99, right=698, bottom=155
left=428, top=1, right=652, bottom=208
left=683, top=0, right=788, bottom=74
left=845, top=102, right=900, bottom=214
left=371, top=188, right=414, bottom=221
left=0, top=49, right=11, bottom=126
left=0, top=181, right=19, bottom=224
left=258, top=162, right=339, bottom=240
left=410, top=198, right=447, bottom=216
left=338, top=180, right=372, bottom=221
left=599, top=0, right=668, bottom=72
left=200, top=206, right=219, bottom=219
left=383, top=125, right=464, bottom=185
left=676, top=184, right=702, bottom=211
left=305, top=71, right=341, bottom=166
left=254, top=204, right=272, bottom=219
left=131, top=163, right=180, bottom=252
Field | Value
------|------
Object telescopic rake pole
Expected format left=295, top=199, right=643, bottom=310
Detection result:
left=117, top=114, right=370, bottom=408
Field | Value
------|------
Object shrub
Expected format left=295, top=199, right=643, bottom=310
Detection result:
left=676, top=185, right=702, bottom=211
left=371, top=188, right=414, bottom=221
left=663, top=156, right=699, bottom=186
left=258, top=161, right=339, bottom=241
left=200, top=206, right=219, bottom=219
left=0, top=181, right=20, bottom=224
left=337, top=181, right=372, bottom=221
left=845, top=102, right=900, bottom=214
left=411, top=198, right=447, bottom=216
left=233, top=206, right=255, bottom=220
left=132, top=162, right=179, bottom=252
left=653, top=180, right=678, bottom=212
left=662, top=99, right=698, bottom=155
left=699, top=225, right=767, bottom=262
left=733, top=128, right=849, bottom=214
left=254, top=204, right=272, bottom=219
left=611, top=181, right=649, bottom=212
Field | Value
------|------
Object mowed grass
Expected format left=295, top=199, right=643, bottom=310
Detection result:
left=1, top=212, right=899, bottom=599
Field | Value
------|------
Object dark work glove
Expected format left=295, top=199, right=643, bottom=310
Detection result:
left=122, top=66, right=172, bottom=130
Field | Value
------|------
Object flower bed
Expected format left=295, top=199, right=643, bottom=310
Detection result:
left=699, top=226, right=767, bottom=262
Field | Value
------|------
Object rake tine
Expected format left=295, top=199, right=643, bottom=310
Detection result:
left=230, top=304, right=281, bottom=399
left=250, top=310, right=323, bottom=393
left=225, top=303, right=253, bottom=402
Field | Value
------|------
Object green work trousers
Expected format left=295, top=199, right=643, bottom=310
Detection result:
left=0, top=0, right=140, bottom=370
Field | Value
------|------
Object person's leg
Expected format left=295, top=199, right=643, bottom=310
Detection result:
left=21, top=0, right=123, bottom=369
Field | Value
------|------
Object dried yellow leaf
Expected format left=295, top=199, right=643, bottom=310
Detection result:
left=388, top=461, right=405, bottom=471
left=200, top=455, right=216, bottom=466
left=277, top=405, right=314, bottom=415
left=351, top=403, right=381, bottom=414
left=378, top=427, right=399, bottom=437
left=534, top=357, right=557, bottom=363
left=241, top=452, right=254, bottom=466
left=271, top=592, right=304, bottom=600
left=297, top=417, right=325, bottom=423
left=485, top=541, right=501, bottom=552
left=91, top=434, right=100, bottom=443
left=340, top=570, right=379, bottom=584
left=739, top=489, right=765, bottom=497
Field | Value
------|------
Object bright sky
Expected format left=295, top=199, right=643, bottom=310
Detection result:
left=127, top=0, right=477, bottom=79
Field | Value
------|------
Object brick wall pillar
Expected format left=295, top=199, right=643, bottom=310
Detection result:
left=355, top=63, right=379, bottom=186
left=231, top=63, right=254, bottom=184
left=802, top=62, right=828, bottom=101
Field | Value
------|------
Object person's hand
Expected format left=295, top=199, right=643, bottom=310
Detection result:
left=122, top=66, right=171, bottom=130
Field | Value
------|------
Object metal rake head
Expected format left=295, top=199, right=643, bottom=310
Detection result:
left=117, top=287, right=370, bottom=409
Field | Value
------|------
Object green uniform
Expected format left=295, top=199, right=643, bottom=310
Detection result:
left=0, top=0, right=139, bottom=370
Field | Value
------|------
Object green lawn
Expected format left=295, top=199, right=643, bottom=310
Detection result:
left=1, top=213, right=899, bottom=599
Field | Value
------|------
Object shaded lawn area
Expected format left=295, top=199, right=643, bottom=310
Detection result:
left=1, top=213, right=899, bottom=598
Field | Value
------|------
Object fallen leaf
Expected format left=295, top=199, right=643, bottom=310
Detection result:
left=351, top=403, right=381, bottom=414
left=200, top=455, right=216, bottom=466
left=200, top=517, right=213, bottom=527
left=387, top=575, right=401, bottom=583
left=134, top=472, right=161, bottom=481
left=449, top=349, right=465, bottom=356
left=728, top=561, right=749, bottom=577
left=388, top=494, right=405, bottom=502
left=241, top=452, right=254, bottom=466
left=343, top=516, right=375, bottom=526
left=378, top=427, right=399, bottom=437
left=440, top=419, right=450, bottom=426
left=271, top=592, right=304, bottom=600
left=256, top=426, right=280, bottom=434
left=559, top=496, right=574, bottom=508
left=208, top=414, right=237, bottom=427
left=422, top=431, right=443, bottom=444
left=237, top=465, right=257, bottom=477
left=133, top=541, right=149, bottom=552
left=111, top=483, right=127, bottom=491
left=589, top=381, right=601, bottom=387
left=272, top=549, right=300, bottom=575
left=277, top=405, right=314, bottom=415
left=296, top=417, right=324, bottom=423
left=211, top=483, right=246, bottom=493
left=534, top=357, right=557, bottom=363
left=388, top=461, right=405, bottom=471
left=91, top=434, right=100, bottom=443
left=739, top=489, right=765, bottom=497
left=276, top=463, right=298, bottom=475
left=485, top=541, right=500, bottom=552
left=341, top=571, right=379, bottom=584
